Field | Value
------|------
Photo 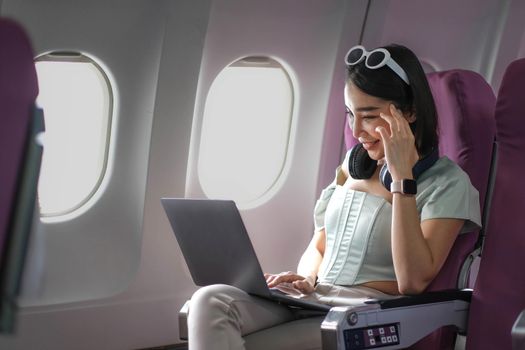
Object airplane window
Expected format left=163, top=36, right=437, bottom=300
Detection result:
left=35, top=52, right=113, bottom=217
left=198, top=57, right=293, bottom=206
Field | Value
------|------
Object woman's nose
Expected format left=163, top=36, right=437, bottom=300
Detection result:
left=351, top=119, right=363, bottom=139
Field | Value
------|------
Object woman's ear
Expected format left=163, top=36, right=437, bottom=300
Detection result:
left=406, top=111, right=417, bottom=134
left=405, top=111, right=416, bottom=123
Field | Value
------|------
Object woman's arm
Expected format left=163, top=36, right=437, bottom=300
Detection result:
left=391, top=194, right=464, bottom=294
left=266, top=228, right=326, bottom=294
left=377, top=104, right=464, bottom=294
left=296, top=228, right=326, bottom=289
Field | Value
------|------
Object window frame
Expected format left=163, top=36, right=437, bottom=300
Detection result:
left=35, top=51, right=114, bottom=218
left=197, top=56, right=295, bottom=208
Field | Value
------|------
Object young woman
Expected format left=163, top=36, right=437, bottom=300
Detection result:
left=187, top=44, right=481, bottom=350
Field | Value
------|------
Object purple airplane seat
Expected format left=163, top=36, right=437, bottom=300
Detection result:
left=342, top=69, right=496, bottom=350
left=411, top=70, right=496, bottom=350
left=465, top=58, right=525, bottom=350
left=0, top=17, right=43, bottom=333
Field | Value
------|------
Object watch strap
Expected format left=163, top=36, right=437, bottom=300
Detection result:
left=390, top=179, right=417, bottom=195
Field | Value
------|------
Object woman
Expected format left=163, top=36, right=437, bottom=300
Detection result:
left=187, top=44, right=481, bottom=349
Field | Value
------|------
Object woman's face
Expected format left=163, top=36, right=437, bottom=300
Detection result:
left=345, top=82, right=407, bottom=161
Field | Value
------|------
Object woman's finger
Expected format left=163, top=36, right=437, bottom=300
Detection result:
left=265, top=274, right=277, bottom=285
left=389, top=104, right=403, bottom=119
left=292, top=280, right=314, bottom=294
left=389, top=104, right=412, bottom=137
left=375, top=125, right=390, bottom=145
left=379, top=112, right=396, bottom=134
left=267, top=272, right=303, bottom=287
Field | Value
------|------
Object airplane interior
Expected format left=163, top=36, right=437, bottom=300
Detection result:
left=1, top=0, right=525, bottom=349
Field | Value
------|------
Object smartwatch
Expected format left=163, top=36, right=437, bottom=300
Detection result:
left=390, top=179, right=417, bottom=195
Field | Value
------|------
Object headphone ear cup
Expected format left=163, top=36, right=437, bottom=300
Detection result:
left=348, top=144, right=377, bottom=179
left=379, top=164, right=392, bottom=191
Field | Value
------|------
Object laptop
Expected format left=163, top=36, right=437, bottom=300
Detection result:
left=161, top=198, right=331, bottom=312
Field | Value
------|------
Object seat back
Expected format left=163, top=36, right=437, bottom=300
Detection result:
left=411, top=70, right=496, bottom=350
left=424, top=70, right=496, bottom=291
left=343, top=69, right=496, bottom=350
left=465, top=58, right=525, bottom=350
left=0, top=17, right=42, bottom=333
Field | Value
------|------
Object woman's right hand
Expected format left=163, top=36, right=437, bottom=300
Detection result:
left=264, top=271, right=315, bottom=294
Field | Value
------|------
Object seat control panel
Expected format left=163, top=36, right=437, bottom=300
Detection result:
left=344, top=323, right=400, bottom=349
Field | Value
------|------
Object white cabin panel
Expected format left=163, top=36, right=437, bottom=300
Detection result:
left=185, top=0, right=368, bottom=276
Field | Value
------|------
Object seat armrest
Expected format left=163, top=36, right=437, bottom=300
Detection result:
left=374, top=289, right=472, bottom=308
left=321, top=289, right=472, bottom=349
left=512, top=309, right=525, bottom=350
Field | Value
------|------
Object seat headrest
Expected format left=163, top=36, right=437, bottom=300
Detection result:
left=426, top=69, right=496, bottom=206
left=494, top=58, right=525, bottom=161
left=0, top=17, right=38, bottom=102
left=0, top=17, right=38, bottom=255
left=465, top=57, right=525, bottom=350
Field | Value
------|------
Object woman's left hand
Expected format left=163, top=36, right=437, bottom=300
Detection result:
left=265, top=272, right=315, bottom=294
left=376, top=104, right=419, bottom=180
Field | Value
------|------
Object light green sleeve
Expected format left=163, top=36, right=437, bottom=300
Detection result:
left=417, top=164, right=482, bottom=234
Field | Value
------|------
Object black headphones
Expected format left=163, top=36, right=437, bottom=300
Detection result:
left=347, top=143, right=439, bottom=191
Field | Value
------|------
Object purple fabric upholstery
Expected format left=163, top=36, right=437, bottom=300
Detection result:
left=0, top=18, right=38, bottom=270
left=466, top=58, right=525, bottom=350
left=425, top=70, right=496, bottom=291
left=410, top=70, right=496, bottom=350
left=343, top=70, right=496, bottom=349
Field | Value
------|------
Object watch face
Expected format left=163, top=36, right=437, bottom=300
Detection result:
left=403, top=179, right=417, bottom=194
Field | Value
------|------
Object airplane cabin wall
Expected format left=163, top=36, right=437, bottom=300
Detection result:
left=489, top=0, right=525, bottom=92
left=184, top=0, right=368, bottom=278
left=2, top=0, right=167, bottom=305
left=0, top=1, right=212, bottom=349
left=361, top=0, right=525, bottom=92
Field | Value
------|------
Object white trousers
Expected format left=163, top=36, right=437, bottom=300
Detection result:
left=187, top=283, right=395, bottom=350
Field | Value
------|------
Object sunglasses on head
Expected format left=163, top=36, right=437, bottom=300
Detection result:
left=345, top=45, right=410, bottom=85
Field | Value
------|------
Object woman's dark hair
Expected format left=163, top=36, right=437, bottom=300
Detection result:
left=346, top=44, right=438, bottom=156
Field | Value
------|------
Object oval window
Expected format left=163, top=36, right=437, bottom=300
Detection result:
left=35, top=52, right=113, bottom=217
left=198, top=57, right=294, bottom=206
